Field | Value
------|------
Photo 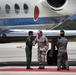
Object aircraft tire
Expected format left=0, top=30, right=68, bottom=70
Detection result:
left=47, top=50, right=54, bottom=65
left=53, top=50, right=58, bottom=65
left=47, top=50, right=58, bottom=65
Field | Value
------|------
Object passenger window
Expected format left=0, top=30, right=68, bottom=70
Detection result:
left=14, top=3, right=20, bottom=14
left=23, top=3, right=29, bottom=14
left=5, top=4, right=10, bottom=14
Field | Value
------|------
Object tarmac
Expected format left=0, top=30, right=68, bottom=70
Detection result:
left=0, top=42, right=76, bottom=66
left=0, top=66, right=76, bottom=75
left=0, top=42, right=76, bottom=75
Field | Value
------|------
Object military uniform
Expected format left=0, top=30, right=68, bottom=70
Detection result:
left=25, top=36, right=33, bottom=69
left=57, top=37, right=69, bottom=70
left=33, top=35, right=49, bottom=68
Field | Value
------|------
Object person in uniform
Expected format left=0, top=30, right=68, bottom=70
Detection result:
left=57, top=36, right=66, bottom=69
left=33, top=30, right=49, bottom=69
left=25, top=31, right=33, bottom=69
left=57, top=30, right=69, bottom=70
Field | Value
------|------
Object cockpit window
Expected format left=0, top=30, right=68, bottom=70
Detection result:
left=14, top=3, right=20, bottom=14
left=5, top=4, right=10, bottom=14
left=23, top=3, right=29, bottom=14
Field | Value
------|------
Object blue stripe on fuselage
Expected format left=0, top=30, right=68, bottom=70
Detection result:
left=0, top=17, right=63, bottom=26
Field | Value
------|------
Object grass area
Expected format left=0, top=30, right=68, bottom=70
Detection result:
left=68, top=39, right=76, bottom=42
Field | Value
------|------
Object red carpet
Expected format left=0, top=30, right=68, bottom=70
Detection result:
left=0, top=68, right=76, bottom=72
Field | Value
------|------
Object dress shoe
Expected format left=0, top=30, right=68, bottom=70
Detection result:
left=57, top=68, right=61, bottom=70
left=26, top=67, right=33, bottom=70
left=38, top=67, right=45, bottom=69
left=67, top=69, right=70, bottom=70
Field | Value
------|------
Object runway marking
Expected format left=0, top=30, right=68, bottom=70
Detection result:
left=0, top=68, right=76, bottom=72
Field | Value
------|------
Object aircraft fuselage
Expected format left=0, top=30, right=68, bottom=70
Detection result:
left=0, top=0, right=69, bottom=30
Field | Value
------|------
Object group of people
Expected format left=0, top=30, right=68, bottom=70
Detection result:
left=25, top=30, right=69, bottom=70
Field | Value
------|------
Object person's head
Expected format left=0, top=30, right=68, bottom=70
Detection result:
left=37, top=30, right=42, bottom=37
left=60, top=30, right=65, bottom=37
left=28, top=31, right=33, bottom=38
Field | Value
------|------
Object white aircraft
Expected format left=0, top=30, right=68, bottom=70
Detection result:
left=0, top=0, right=76, bottom=65
left=0, top=0, right=70, bottom=30
left=0, top=0, right=76, bottom=29
left=0, top=0, right=76, bottom=40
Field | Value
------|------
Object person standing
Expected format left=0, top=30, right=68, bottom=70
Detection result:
left=33, top=30, right=49, bottom=69
left=25, top=31, right=33, bottom=69
left=57, top=30, right=69, bottom=70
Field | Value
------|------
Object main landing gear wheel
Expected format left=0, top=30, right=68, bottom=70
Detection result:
left=47, top=50, right=58, bottom=65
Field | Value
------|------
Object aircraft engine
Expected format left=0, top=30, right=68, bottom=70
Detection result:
left=46, top=0, right=76, bottom=15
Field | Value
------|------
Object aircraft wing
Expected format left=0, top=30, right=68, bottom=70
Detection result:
left=3, top=29, right=76, bottom=37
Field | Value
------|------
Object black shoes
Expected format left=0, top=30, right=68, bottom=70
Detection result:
left=61, top=67, right=70, bottom=70
left=67, top=69, right=70, bottom=70
left=38, top=67, right=45, bottom=69
left=57, top=68, right=61, bottom=70
left=57, top=68, right=70, bottom=70
left=26, top=67, right=33, bottom=70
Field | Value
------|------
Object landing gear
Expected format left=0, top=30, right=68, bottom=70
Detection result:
left=47, top=38, right=58, bottom=65
left=47, top=50, right=58, bottom=65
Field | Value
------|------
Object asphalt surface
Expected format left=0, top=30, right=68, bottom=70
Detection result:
left=0, top=42, right=76, bottom=75
left=0, top=42, right=76, bottom=66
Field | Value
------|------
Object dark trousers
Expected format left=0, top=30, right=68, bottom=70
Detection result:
left=25, top=47, right=32, bottom=68
left=57, top=52, right=69, bottom=69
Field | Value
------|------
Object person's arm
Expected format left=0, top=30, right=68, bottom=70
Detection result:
left=45, top=37, right=49, bottom=50
left=57, top=39, right=60, bottom=47
left=64, top=39, right=68, bottom=52
left=33, top=37, right=37, bottom=46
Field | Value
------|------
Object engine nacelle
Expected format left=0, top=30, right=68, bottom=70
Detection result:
left=44, top=0, right=76, bottom=15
